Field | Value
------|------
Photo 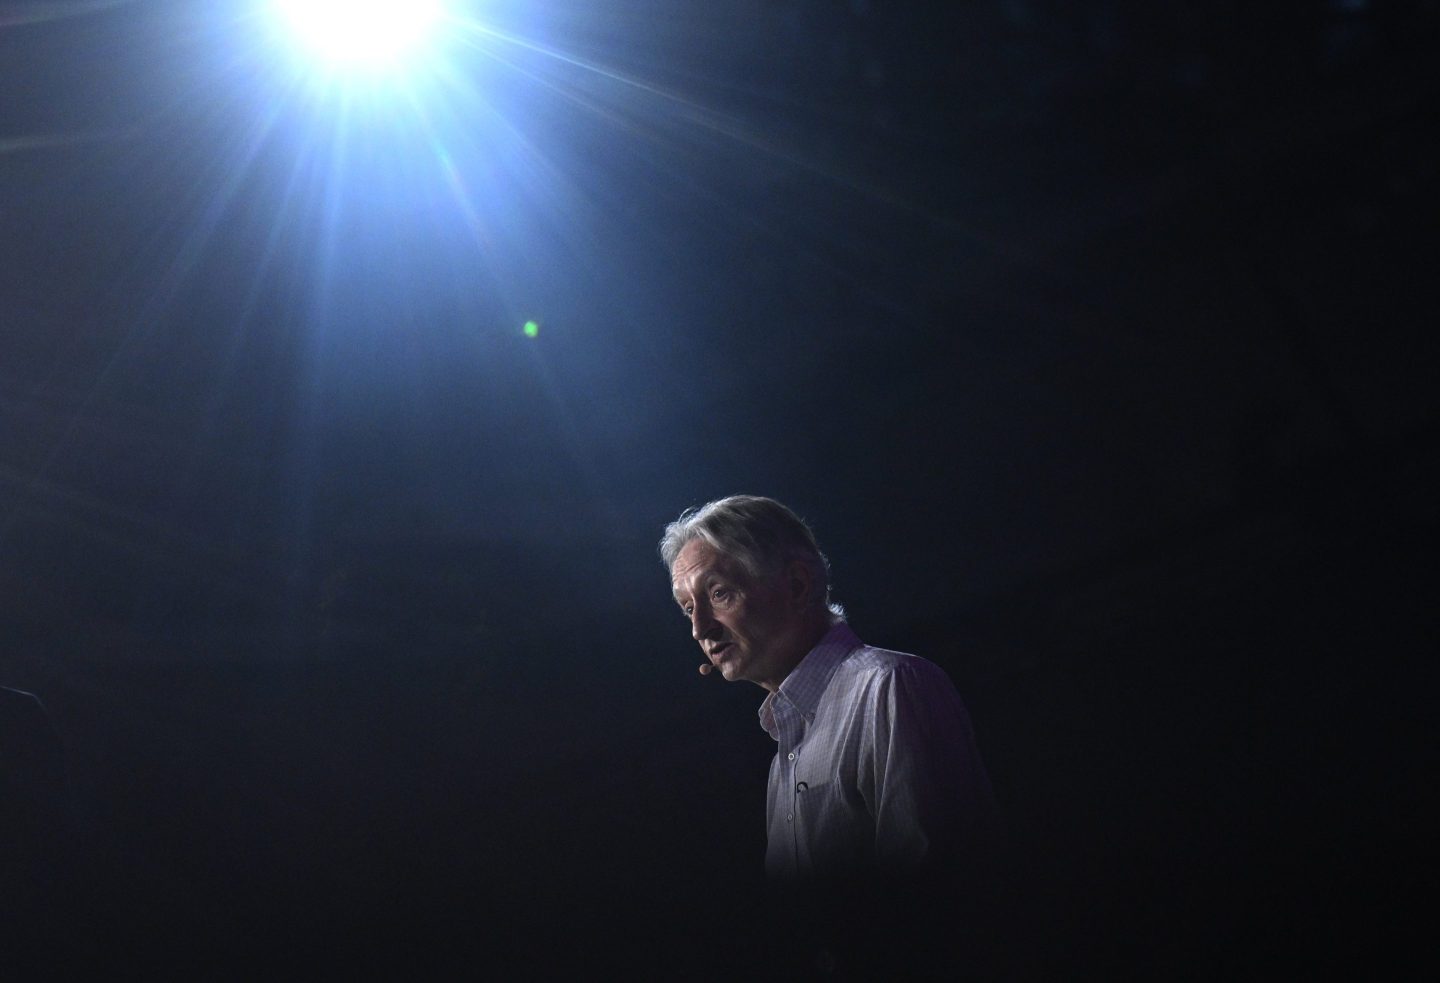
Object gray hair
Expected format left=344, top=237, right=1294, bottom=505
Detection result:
left=660, top=495, right=844, bottom=618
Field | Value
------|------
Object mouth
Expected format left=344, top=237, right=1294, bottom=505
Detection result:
left=708, top=642, right=734, bottom=663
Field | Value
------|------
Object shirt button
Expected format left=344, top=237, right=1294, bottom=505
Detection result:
left=787, top=752, right=796, bottom=761
left=786, top=813, right=794, bottom=822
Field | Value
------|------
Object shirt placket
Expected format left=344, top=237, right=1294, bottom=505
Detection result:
left=776, top=699, right=810, bottom=867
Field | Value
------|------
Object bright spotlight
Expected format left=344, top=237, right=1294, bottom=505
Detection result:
left=273, top=0, right=445, bottom=69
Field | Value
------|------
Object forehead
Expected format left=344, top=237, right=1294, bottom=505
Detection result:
left=670, top=539, right=744, bottom=595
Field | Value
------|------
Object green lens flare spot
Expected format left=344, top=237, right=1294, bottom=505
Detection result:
left=523, top=320, right=540, bottom=338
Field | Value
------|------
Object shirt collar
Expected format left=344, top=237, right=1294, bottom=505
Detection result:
left=758, top=620, right=861, bottom=740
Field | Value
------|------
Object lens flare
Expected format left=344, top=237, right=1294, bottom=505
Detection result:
left=272, top=0, right=444, bottom=68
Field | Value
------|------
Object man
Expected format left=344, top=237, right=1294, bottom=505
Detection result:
left=661, top=495, right=998, bottom=881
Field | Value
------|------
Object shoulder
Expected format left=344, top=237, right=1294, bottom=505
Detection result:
left=835, top=644, right=956, bottom=699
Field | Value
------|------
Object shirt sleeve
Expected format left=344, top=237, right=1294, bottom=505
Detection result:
left=867, top=660, right=998, bottom=870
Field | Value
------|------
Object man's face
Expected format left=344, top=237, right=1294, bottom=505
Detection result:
left=670, top=539, right=798, bottom=690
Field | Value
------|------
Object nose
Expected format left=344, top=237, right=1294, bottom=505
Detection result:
left=690, top=603, right=719, bottom=642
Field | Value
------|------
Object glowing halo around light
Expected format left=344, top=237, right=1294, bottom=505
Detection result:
left=271, top=0, right=445, bottom=69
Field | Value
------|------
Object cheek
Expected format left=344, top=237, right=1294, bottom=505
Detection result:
left=716, top=612, right=745, bottom=639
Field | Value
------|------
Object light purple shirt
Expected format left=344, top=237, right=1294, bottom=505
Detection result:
left=760, top=621, right=997, bottom=879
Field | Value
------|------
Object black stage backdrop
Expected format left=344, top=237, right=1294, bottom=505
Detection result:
left=2, top=1, right=1434, bottom=975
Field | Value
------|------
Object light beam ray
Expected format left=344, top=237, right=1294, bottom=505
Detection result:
left=0, top=97, right=285, bottom=553
left=437, top=11, right=1036, bottom=271
left=0, top=129, right=138, bottom=155
left=0, top=0, right=132, bottom=29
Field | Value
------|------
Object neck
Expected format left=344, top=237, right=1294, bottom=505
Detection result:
left=757, top=610, right=839, bottom=693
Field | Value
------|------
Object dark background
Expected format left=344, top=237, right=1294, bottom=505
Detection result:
left=2, top=0, right=1435, bottom=975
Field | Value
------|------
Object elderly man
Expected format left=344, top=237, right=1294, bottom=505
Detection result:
left=662, top=495, right=998, bottom=881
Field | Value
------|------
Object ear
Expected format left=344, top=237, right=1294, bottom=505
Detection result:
left=783, top=559, right=814, bottom=610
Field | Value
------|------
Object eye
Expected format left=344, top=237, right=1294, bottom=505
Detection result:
left=712, top=586, right=732, bottom=603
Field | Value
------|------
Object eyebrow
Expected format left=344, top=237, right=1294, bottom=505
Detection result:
left=673, top=571, right=723, bottom=604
